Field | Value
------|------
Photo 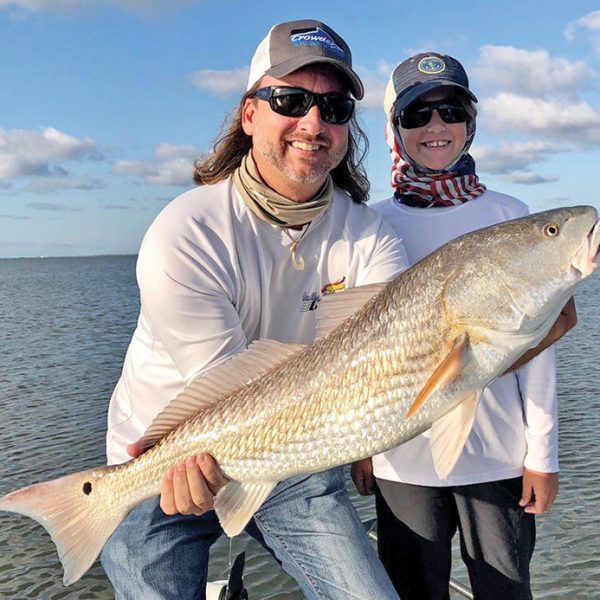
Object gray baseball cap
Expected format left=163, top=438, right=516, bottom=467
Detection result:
left=383, top=52, right=477, bottom=116
left=247, top=19, right=364, bottom=100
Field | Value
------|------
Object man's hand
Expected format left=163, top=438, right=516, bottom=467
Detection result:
left=127, top=443, right=228, bottom=516
left=160, top=454, right=228, bottom=516
left=519, top=469, right=559, bottom=514
left=506, top=296, right=577, bottom=373
left=351, top=457, right=375, bottom=496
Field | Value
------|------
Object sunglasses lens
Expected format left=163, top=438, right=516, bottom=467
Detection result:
left=320, top=95, right=355, bottom=124
left=399, top=101, right=470, bottom=129
left=272, top=90, right=312, bottom=117
left=437, top=104, right=470, bottom=124
left=399, top=107, right=431, bottom=129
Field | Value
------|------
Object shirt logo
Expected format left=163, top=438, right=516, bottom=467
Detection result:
left=301, top=276, right=347, bottom=312
left=418, top=56, right=446, bottom=74
left=321, top=276, right=346, bottom=296
left=301, top=291, right=320, bottom=312
left=290, top=27, right=345, bottom=60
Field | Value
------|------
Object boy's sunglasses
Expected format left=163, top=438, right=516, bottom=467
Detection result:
left=397, top=99, right=470, bottom=129
left=253, top=86, right=355, bottom=125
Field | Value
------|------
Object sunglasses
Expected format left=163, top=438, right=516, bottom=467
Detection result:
left=397, top=99, right=470, bottom=129
left=253, top=86, right=355, bottom=125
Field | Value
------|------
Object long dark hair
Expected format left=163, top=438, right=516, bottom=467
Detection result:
left=193, top=84, right=370, bottom=203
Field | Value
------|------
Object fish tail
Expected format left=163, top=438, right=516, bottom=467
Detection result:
left=0, top=467, right=130, bottom=585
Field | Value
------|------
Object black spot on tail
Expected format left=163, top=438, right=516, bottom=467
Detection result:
left=83, top=482, right=92, bottom=495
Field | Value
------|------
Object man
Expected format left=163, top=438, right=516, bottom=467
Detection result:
left=100, top=19, right=407, bottom=600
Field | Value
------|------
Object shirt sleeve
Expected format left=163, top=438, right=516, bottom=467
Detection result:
left=136, top=217, right=247, bottom=384
left=516, top=345, right=559, bottom=473
left=356, top=218, right=410, bottom=286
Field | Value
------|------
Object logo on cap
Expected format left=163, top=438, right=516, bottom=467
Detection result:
left=290, top=27, right=345, bottom=59
left=418, top=56, right=446, bottom=75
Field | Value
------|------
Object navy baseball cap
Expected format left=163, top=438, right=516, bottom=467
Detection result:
left=383, top=52, right=477, bottom=115
left=248, top=19, right=364, bottom=100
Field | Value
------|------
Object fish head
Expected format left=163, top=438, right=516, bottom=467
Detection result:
left=442, top=205, right=599, bottom=335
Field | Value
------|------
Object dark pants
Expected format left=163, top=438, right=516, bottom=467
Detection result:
left=376, top=477, right=535, bottom=600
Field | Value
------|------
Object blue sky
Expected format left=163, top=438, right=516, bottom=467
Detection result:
left=1, top=1, right=600, bottom=257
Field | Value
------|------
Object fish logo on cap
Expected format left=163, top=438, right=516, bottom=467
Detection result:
left=418, top=56, right=446, bottom=74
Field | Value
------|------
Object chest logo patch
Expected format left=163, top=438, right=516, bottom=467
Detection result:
left=321, top=276, right=346, bottom=295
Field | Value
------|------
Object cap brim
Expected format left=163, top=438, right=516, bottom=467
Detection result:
left=265, top=56, right=364, bottom=100
left=394, top=81, right=477, bottom=112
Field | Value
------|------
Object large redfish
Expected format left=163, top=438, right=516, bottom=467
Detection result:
left=1, top=206, right=599, bottom=585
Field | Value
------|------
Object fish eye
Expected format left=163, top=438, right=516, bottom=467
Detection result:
left=543, top=223, right=560, bottom=237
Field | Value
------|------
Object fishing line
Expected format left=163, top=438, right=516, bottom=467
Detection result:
left=226, top=536, right=233, bottom=597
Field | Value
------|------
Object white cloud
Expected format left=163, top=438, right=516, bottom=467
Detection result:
left=479, top=93, right=600, bottom=145
left=0, top=0, right=197, bottom=14
left=472, top=140, right=560, bottom=174
left=192, top=68, right=249, bottom=96
left=564, top=10, right=600, bottom=41
left=0, top=0, right=85, bottom=10
left=500, top=171, right=559, bottom=185
left=114, top=143, right=198, bottom=186
left=357, top=74, right=387, bottom=112
left=0, top=127, right=102, bottom=192
left=26, top=174, right=104, bottom=193
left=353, top=61, right=393, bottom=112
left=26, top=200, right=80, bottom=211
left=472, top=142, right=562, bottom=185
left=472, top=45, right=593, bottom=98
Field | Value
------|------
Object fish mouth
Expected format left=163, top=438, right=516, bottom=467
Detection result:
left=571, top=220, right=600, bottom=277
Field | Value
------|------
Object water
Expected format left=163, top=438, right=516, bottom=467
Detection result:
left=0, top=255, right=598, bottom=599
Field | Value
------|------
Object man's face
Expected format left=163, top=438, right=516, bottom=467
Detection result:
left=241, top=67, right=350, bottom=202
left=397, top=88, right=468, bottom=172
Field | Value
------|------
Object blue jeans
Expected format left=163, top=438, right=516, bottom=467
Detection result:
left=101, top=467, right=398, bottom=600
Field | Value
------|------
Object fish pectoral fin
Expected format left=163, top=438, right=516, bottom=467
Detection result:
left=136, top=339, right=306, bottom=451
left=406, top=332, right=469, bottom=418
left=315, top=282, right=387, bottom=339
left=430, top=390, right=482, bottom=480
left=214, top=480, right=277, bottom=537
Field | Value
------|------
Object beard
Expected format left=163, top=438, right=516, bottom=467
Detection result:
left=254, top=134, right=348, bottom=186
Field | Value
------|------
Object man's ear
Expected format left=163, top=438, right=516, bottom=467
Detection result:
left=241, top=98, right=257, bottom=136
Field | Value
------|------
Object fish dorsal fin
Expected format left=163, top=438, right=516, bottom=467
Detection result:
left=406, top=332, right=469, bottom=418
left=315, top=282, right=387, bottom=339
left=136, top=340, right=306, bottom=452
left=214, top=480, right=277, bottom=537
left=430, top=390, right=482, bottom=480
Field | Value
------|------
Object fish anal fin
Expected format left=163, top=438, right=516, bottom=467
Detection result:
left=407, top=332, right=469, bottom=418
left=315, top=282, right=387, bottom=339
left=136, top=340, right=306, bottom=451
left=214, top=480, right=277, bottom=537
left=430, top=390, right=482, bottom=480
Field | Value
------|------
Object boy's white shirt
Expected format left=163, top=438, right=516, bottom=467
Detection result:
left=372, top=191, right=558, bottom=486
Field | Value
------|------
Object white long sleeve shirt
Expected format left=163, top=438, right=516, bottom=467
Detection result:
left=106, top=178, right=409, bottom=465
left=371, top=190, right=559, bottom=486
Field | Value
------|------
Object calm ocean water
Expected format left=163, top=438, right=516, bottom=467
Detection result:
left=0, top=255, right=598, bottom=599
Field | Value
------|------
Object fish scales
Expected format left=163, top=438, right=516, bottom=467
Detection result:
left=94, top=255, right=457, bottom=493
left=96, top=276, right=449, bottom=497
left=1, top=206, right=599, bottom=586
